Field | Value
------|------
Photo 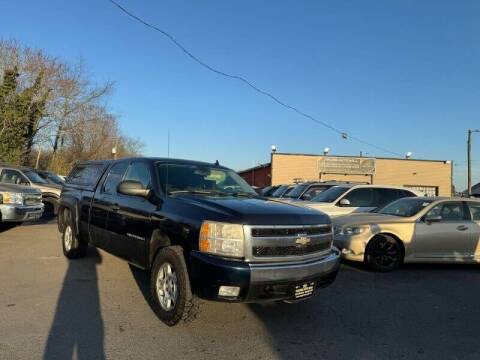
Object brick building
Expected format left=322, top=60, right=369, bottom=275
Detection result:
left=238, top=152, right=453, bottom=196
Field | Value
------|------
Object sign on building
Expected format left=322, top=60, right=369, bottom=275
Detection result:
left=318, top=156, right=376, bottom=175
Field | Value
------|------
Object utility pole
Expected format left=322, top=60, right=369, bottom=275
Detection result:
left=467, top=129, right=480, bottom=196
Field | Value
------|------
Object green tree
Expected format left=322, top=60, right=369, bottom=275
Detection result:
left=0, top=67, right=48, bottom=164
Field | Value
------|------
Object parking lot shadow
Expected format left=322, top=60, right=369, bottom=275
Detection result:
left=0, top=223, right=18, bottom=233
left=43, top=247, right=105, bottom=360
left=248, top=264, right=480, bottom=360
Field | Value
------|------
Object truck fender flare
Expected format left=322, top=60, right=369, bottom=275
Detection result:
left=57, top=199, right=80, bottom=235
left=149, top=229, right=172, bottom=268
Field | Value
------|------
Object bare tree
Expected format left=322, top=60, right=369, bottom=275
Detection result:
left=0, top=39, right=142, bottom=172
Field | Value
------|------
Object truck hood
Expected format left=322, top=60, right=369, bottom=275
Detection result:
left=172, top=195, right=330, bottom=225
left=0, top=183, right=42, bottom=194
left=332, top=212, right=414, bottom=226
left=35, top=183, right=62, bottom=195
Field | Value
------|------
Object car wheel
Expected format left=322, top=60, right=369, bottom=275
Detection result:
left=61, top=210, right=87, bottom=259
left=365, top=235, right=403, bottom=272
left=150, top=246, right=197, bottom=326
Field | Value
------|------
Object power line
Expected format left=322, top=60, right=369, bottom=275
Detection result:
left=107, top=0, right=403, bottom=157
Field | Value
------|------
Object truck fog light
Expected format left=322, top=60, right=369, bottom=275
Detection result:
left=218, top=286, right=240, bottom=297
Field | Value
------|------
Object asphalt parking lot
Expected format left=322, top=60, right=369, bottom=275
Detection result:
left=1, top=222, right=480, bottom=360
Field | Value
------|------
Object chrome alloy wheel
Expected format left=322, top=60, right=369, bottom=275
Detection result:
left=64, top=225, right=73, bottom=252
left=156, top=262, right=178, bottom=311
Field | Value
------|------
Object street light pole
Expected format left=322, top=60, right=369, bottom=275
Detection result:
left=467, top=129, right=480, bottom=196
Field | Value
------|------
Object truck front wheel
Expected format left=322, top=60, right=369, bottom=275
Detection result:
left=150, top=246, right=197, bottom=326
left=61, top=210, right=87, bottom=259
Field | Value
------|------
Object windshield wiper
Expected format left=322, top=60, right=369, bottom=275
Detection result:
left=229, top=192, right=257, bottom=198
left=169, top=190, right=257, bottom=198
left=169, top=190, right=223, bottom=195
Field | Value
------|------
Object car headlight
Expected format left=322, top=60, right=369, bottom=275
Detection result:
left=199, top=221, right=244, bottom=258
left=0, top=192, right=24, bottom=205
left=338, top=225, right=369, bottom=236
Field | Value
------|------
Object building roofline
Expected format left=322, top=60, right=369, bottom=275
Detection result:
left=271, top=152, right=452, bottom=164
left=237, top=162, right=271, bottom=173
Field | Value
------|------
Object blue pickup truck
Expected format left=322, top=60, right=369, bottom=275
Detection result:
left=57, top=157, right=341, bottom=326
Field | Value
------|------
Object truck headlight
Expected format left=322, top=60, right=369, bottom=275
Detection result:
left=338, top=225, right=369, bottom=236
left=199, top=221, right=245, bottom=258
left=0, top=192, right=24, bottom=205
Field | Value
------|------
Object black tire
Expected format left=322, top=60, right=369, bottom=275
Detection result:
left=61, top=209, right=87, bottom=259
left=43, top=199, right=59, bottom=217
left=365, top=235, right=403, bottom=272
left=150, top=246, right=197, bottom=326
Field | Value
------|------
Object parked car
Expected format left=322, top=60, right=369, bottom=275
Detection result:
left=280, top=182, right=336, bottom=201
left=260, top=185, right=280, bottom=196
left=334, top=197, right=480, bottom=271
left=58, top=158, right=341, bottom=326
left=281, top=181, right=367, bottom=202
left=270, top=184, right=294, bottom=198
left=294, top=184, right=420, bottom=217
left=0, top=165, right=61, bottom=215
left=0, top=182, right=43, bottom=227
left=36, top=170, right=65, bottom=187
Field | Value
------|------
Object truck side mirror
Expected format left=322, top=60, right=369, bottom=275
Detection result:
left=117, top=180, right=150, bottom=198
left=338, top=198, right=351, bottom=207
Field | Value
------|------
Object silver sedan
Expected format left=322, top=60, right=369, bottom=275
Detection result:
left=333, top=197, right=480, bottom=271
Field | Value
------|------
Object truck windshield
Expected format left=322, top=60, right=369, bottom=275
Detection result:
left=157, top=163, right=257, bottom=196
left=379, top=198, right=434, bottom=217
left=24, top=170, right=49, bottom=184
left=310, top=186, right=349, bottom=203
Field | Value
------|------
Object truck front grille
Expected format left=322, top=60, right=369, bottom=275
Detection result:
left=23, top=194, right=42, bottom=206
left=251, top=226, right=331, bottom=237
left=253, top=242, right=331, bottom=257
left=248, top=225, right=332, bottom=261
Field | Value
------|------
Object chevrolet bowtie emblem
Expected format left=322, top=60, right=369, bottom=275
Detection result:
left=295, top=236, right=311, bottom=246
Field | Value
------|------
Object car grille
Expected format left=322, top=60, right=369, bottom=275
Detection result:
left=23, top=194, right=42, bottom=206
left=249, top=225, right=332, bottom=260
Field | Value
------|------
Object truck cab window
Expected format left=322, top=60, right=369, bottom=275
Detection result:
left=0, top=169, right=30, bottom=185
left=124, top=162, right=152, bottom=189
left=103, top=162, right=129, bottom=194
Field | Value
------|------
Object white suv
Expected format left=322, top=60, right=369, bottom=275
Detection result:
left=293, top=184, right=421, bottom=217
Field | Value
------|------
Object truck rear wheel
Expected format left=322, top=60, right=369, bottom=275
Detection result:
left=150, top=246, right=197, bottom=326
left=61, top=210, right=87, bottom=259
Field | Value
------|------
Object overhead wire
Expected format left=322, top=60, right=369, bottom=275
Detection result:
left=107, top=0, right=404, bottom=157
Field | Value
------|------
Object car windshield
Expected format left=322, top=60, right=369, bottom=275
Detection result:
left=24, top=170, right=49, bottom=184
left=262, top=185, right=279, bottom=196
left=310, top=186, right=350, bottom=203
left=379, top=198, right=434, bottom=217
left=283, top=184, right=309, bottom=198
left=43, top=173, right=64, bottom=186
left=271, top=185, right=289, bottom=197
left=157, top=163, right=257, bottom=196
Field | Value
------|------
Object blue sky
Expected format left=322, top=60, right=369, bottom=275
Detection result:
left=2, top=0, right=479, bottom=189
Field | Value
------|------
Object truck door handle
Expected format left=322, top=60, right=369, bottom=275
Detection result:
left=457, top=225, right=468, bottom=231
left=110, top=204, right=120, bottom=212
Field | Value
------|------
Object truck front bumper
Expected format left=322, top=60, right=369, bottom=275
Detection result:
left=190, top=248, right=341, bottom=303
left=0, top=204, right=44, bottom=223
